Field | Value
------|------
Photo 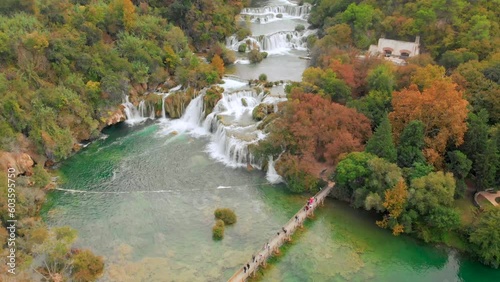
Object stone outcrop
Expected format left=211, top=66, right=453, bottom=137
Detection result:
left=0, top=151, right=35, bottom=176
left=105, top=105, right=127, bottom=126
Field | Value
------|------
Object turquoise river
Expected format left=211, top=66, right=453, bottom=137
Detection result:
left=42, top=123, right=500, bottom=282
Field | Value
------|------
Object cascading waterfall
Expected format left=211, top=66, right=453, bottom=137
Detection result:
left=159, top=80, right=284, bottom=170
left=227, top=29, right=315, bottom=53
left=122, top=95, right=155, bottom=125
left=240, top=4, right=311, bottom=23
left=241, top=4, right=311, bottom=16
left=159, top=85, right=182, bottom=120
left=203, top=90, right=266, bottom=168
left=266, top=156, right=284, bottom=184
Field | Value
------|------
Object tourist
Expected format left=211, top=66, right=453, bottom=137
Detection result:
left=295, top=215, right=298, bottom=222
left=282, top=227, right=287, bottom=234
left=247, top=263, right=250, bottom=269
left=277, top=231, right=280, bottom=236
left=244, top=266, right=247, bottom=273
left=252, top=255, right=255, bottom=262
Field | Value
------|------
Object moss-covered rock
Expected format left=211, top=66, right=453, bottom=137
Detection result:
left=241, top=98, right=248, bottom=107
left=238, top=43, right=247, bottom=53
left=164, top=88, right=197, bottom=118
left=203, top=86, right=224, bottom=116
left=257, top=112, right=278, bottom=130
left=252, top=103, right=274, bottom=121
left=144, top=93, right=164, bottom=117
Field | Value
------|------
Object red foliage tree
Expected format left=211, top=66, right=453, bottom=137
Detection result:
left=270, top=91, right=372, bottom=167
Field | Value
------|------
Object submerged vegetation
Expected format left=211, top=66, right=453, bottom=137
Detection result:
left=212, top=219, right=225, bottom=240
left=214, top=208, right=237, bottom=225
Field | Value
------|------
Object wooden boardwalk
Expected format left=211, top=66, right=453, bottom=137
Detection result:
left=227, top=182, right=335, bottom=282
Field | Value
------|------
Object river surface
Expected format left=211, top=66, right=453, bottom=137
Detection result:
left=42, top=0, right=500, bottom=281
left=43, top=123, right=499, bottom=281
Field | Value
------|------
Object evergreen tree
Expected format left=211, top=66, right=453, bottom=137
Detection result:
left=461, top=110, right=498, bottom=190
left=446, top=150, right=472, bottom=198
left=365, top=114, right=397, bottom=162
left=397, top=120, right=426, bottom=167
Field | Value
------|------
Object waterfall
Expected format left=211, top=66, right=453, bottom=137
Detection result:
left=161, top=94, right=168, bottom=120
left=122, top=95, right=155, bottom=125
left=241, top=4, right=311, bottom=19
left=227, top=30, right=315, bottom=53
left=266, top=156, right=284, bottom=184
left=204, top=90, right=265, bottom=168
left=159, top=78, right=284, bottom=169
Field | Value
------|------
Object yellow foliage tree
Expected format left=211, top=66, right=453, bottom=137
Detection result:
left=122, top=0, right=136, bottom=31
left=211, top=54, right=225, bottom=78
left=411, top=64, right=451, bottom=90
left=376, top=179, right=408, bottom=236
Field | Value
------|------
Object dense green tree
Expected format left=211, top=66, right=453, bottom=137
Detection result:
left=397, top=120, right=426, bottom=168
left=348, top=90, right=391, bottom=127
left=333, top=152, right=402, bottom=207
left=469, top=208, right=500, bottom=268
left=461, top=110, right=498, bottom=190
left=446, top=150, right=472, bottom=198
left=409, top=171, right=456, bottom=216
left=367, top=65, right=395, bottom=94
left=405, top=162, right=434, bottom=181
left=365, top=114, right=396, bottom=162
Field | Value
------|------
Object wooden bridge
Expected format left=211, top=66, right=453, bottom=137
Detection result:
left=227, top=182, right=335, bottom=282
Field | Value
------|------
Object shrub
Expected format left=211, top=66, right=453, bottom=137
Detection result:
left=248, top=49, right=263, bottom=63
left=212, top=219, right=225, bottom=240
left=72, top=249, right=105, bottom=282
left=236, top=27, right=252, bottom=41
left=214, top=208, right=237, bottom=225
left=32, top=165, right=50, bottom=188
left=252, top=103, right=273, bottom=121
left=238, top=43, right=247, bottom=53
left=261, top=52, right=268, bottom=58
left=259, top=73, right=267, bottom=81
left=264, top=82, right=274, bottom=88
left=295, top=24, right=305, bottom=32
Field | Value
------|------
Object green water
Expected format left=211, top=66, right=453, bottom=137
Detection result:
left=43, top=123, right=499, bottom=281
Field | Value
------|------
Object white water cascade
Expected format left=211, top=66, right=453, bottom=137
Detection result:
left=122, top=96, right=155, bottom=125
left=159, top=84, right=182, bottom=120
left=240, top=4, right=311, bottom=23
left=159, top=78, right=286, bottom=170
left=266, top=156, right=284, bottom=184
left=227, top=29, right=315, bottom=54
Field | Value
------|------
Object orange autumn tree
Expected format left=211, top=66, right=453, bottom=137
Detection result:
left=389, top=80, right=468, bottom=167
left=255, top=92, right=372, bottom=192
left=377, top=179, right=408, bottom=235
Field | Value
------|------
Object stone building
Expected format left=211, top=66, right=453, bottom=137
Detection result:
left=368, top=36, right=420, bottom=58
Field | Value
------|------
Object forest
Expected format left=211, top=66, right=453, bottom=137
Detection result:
left=0, top=0, right=498, bottom=280
left=254, top=0, right=499, bottom=269
left=0, top=0, right=245, bottom=280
